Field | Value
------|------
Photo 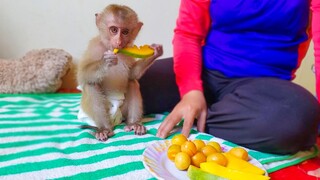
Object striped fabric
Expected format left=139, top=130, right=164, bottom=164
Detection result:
left=0, top=93, right=317, bottom=179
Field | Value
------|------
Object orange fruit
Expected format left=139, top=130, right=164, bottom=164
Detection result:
left=174, top=152, right=191, bottom=170
left=228, top=147, right=249, bottom=161
left=193, top=139, right=206, bottom=151
left=200, top=145, right=218, bottom=156
left=171, top=134, right=188, bottom=146
left=206, top=153, right=228, bottom=166
left=181, top=141, right=197, bottom=157
left=167, top=144, right=181, bottom=161
left=207, top=141, right=222, bottom=152
left=191, top=152, right=207, bottom=168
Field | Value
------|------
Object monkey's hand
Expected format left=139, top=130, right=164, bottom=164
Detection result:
left=124, top=123, right=146, bottom=135
left=103, top=50, right=118, bottom=67
left=150, top=44, right=163, bottom=59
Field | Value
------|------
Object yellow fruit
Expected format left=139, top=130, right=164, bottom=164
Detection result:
left=171, top=134, right=188, bottom=146
left=228, top=147, right=249, bottom=161
left=224, top=153, right=265, bottom=175
left=191, top=152, right=207, bottom=168
left=113, top=45, right=154, bottom=58
left=206, top=153, right=228, bottom=167
left=200, top=145, right=218, bottom=157
left=200, top=162, right=270, bottom=180
left=193, top=139, right=206, bottom=151
left=181, top=141, right=197, bottom=157
left=167, top=144, right=181, bottom=161
left=207, top=141, right=222, bottom=152
left=175, top=152, right=191, bottom=170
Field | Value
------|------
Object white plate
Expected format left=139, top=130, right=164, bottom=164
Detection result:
left=142, top=140, right=268, bottom=180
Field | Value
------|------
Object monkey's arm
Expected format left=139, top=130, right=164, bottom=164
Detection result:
left=130, top=56, right=157, bottom=80
left=78, top=57, right=105, bottom=85
left=130, top=44, right=163, bottom=79
left=77, top=38, right=111, bottom=85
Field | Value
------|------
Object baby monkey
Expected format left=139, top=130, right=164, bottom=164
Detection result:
left=77, top=4, right=163, bottom=141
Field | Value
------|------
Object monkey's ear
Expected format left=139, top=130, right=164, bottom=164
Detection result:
left=95, top=13, right=101, bottom=27
left=131, top=22, right=143, bottom=40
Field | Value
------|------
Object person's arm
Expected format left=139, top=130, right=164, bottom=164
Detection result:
left=312, top=0, right=320, bottom=101
left=173, top=0, right=211, bottom=97
left=156, top=0, right=211, bottom=138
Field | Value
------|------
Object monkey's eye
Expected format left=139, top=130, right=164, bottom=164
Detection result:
left=109, top=26, right=118, bottom=34
left=121, top=29, right=130, bottom=36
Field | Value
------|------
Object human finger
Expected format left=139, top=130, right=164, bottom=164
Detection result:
left=156, top=112, right=181, bottom=138
left=181, top=109, right=197, bottom=138
left=196, top=110, right=207, bottom=133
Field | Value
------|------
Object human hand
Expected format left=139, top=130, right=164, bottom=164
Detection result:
left=156, top=90, right=207, bottom=138
left=103, top=50, right=118, bottom=66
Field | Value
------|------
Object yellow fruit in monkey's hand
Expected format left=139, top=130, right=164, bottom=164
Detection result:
left=113, top=45, right=154, bottom=58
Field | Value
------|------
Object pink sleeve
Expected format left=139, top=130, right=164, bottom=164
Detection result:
left=173, top=0, right=211, bottom=97
left=312, top=0, right=320, bottom=100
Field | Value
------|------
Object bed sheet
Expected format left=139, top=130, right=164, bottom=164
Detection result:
left=0, top=93, right=318, bottom=180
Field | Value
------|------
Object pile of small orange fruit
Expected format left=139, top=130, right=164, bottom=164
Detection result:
left=167, top=134, right=249, bottom=171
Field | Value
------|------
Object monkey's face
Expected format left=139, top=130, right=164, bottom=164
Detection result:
left=108, top=25, right=131, bottom=49
left=101, top=14, right=135, bottom=49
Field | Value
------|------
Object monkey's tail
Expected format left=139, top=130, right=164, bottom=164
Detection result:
left=80, top=125, right=99, bottom=131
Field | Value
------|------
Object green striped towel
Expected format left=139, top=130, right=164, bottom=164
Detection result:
left=0, top=93, right=318, bottom=179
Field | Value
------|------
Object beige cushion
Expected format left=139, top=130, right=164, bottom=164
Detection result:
left=0, top=48, right=72, bottom=93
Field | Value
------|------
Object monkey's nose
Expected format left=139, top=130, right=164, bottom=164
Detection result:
left=116, top=38, right=125, bottom=48
left=116, top=42, right=123, bottom=49
left=113, top=42, right=122, bottom=49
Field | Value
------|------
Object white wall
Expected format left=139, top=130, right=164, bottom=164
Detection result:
left=293, top=42, right=316, bottom=95
left=0, top=0, right=180, bottom=61
left=0, top=0, right=316, bottom=94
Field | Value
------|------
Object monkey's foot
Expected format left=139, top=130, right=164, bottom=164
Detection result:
left=95, top=128, right=114, bottom=141
left=124, top=124, right=146, bottom=135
